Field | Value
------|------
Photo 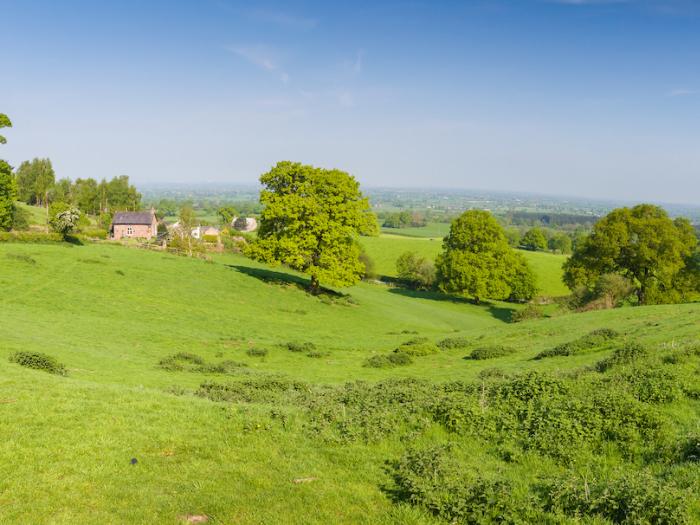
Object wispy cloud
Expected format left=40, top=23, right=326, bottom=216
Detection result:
left=227, top=45, right=290, bottom=84
left=667, top=88, right=698, bottom=97
left=245, top=8, right=318, bottom=30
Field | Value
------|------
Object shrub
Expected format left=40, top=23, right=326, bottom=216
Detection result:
left=391, top=445, right=533, bottom=523
left=198, top=360, right=248, bottom=374
left=395, top=251, right=436, bottom=289
left=9, top=352, right=67, bottom=375
left=469, top=345, right=516, bottom=360
left=0, top=231, right=65, bottom=243
left=196, top=376, right=309, bottom=404
left=79, top=227, right=108, bottom=239
left=680, top=434, right=700, bottom=462
left=544, top=470, right=689, bottom=524
left=285, top=342, right=316, bottom=353
left=306, top=350, right=329, bottom=358
left=510, top=304, right=545, bottom=323
left=246, top=348, right=268, bottom=358
left=596, top=342, right=649, bottom=372
left=364, top=351, right=413, bottom=368
left=396, top=338, right=439, bottom=356
left=535, top=328, right=619, bottom=359
left=437, top=336, right=471, bottom=350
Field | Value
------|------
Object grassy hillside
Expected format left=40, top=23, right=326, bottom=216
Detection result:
left=360, top=234, right=570, bottom=297
left=1, top=242, right=698, bottom=524
left=15, top=201, right=47, bottom=227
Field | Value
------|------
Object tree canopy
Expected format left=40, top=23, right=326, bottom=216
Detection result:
left=247, top=161, right=377, bottom=292
left=521, top=227, right=548, bottom=251
left=0, top=113, right=15, bottom=231
left=436, top=210, right=537, bottom=303
left=563, top=204, right=699, bottom=305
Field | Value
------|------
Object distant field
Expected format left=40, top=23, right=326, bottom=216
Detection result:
left=379, top=222, right=450, bottom=238
left=1, top=242, right=699, bottom=523
left=360, top=234, right=569, bottom=297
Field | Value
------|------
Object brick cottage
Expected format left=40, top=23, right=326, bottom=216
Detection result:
left=110, top=210, right=158, bottom=240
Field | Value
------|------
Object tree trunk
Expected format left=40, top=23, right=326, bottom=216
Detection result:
left=636, top=287, right=645, bottom=305
left=309, top=276, right=320, bottom=295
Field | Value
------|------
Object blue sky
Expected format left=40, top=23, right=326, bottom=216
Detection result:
left=1, top=0, right=699, bottom=203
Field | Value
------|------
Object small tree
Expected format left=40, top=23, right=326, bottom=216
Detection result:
left=246, top=161, right=377, bottom=293
left=48, top=203, right=80, bottom=237
left=548, top=233, right=572, bottom=254
left=436, top=210, right=537, bottom=303
left=521, top=227, right=547, bottom=251
left=217, top=206, right=237, bottom=226
left=177, top=205, right=197, bottom=256
left=396, top=251, right=436, bottom=289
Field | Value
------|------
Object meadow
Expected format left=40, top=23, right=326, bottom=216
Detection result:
left=1, top=241, right=699, bottom=524
left=360, top=234, right=570, bottom=297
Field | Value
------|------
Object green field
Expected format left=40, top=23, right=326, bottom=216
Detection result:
left=360, top=234, right=570, bottom=296
left=1, top=242, right=699, bottom=524
left=380, top=222, right=451, bottom=238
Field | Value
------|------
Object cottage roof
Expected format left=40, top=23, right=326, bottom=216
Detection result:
left=112, top=211, right=156, bottom=225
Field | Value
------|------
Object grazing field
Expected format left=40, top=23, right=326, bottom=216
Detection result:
left=360, top=234, right=570, bottom=296
left=1, top=242, right=699, bottom=524
left=379, top=222, right=451, bottom=238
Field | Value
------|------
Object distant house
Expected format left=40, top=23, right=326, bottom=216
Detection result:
left=111, top=209, right=158, bottom=240
left=232, top=216, right=258, bottom=232
left=192, top=225, right=220, bottom=240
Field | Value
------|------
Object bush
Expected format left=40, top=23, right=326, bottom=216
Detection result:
left=364, top=351, right=413, bottom=368
left=306, top=350, right=330, bottom=359
left=395, top=338, right=439, bottom=356
left=535, top=328, right=619, bottom=359
left=391, top=446, right=532, bottom=523
left=79, top=227, right=108, bottom=239
left=510, top=304, right=545, bottom=322
left=285, top=342, right=316, bottom=353
left=9, top=352, right=67, bottom=375
left=246, top=348, right=268, bottom=358
left=544, top=470, right=689, bottom=524
left=196, top=376, right=309, bottom=404
left=469, top=345, right=516, bottom=360
left=437, top=336, right=471, bottom=350
left=198, top=360, right=249, bottom=374
left=596, top=342, right=649, bottom=372
left=158, top=352, right=205, bottom=371
left=396, top=251, right=436, bottom=289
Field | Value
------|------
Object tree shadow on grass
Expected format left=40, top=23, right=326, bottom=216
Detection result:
left=387, top=287, right=516, bottom=323
left=227, top=264, right=347, bottom=299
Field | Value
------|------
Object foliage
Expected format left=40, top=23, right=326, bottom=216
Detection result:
left=159, top=353, right=248, bottom=374
left=246, top=348, right=268, bottom=357
left=382, top=210, right=427, bottom=229
left=521, top=227, right=547, bottom=251
left=544, top=470, right=689, bottom=524
left=534, top=328, right=619, bottom=359
left=436, top=210, right=538, bottom=303
left=563, top=204, right=699, bottom=305
left=246, top=161, right=378, bottom=292
left=510, top=304, right=545, bottom=322
left=0, top=231, right=65, bottom=243
left=0, top=113, right=11, bottom=145
left=395, top=251, right=436, bottom=289
left=217, top=206, right=237, bottom=226
left=285, top=342, right=317, bottom=353
left=395, top=338, right=439, bottom=356
left=468, top=345, right=516, bottom=360
left=363, top=351, right=413, bottom=368
left=9, top=351, right=67, bottom=376
left=547, top=232, right=572, bottom=254
left=15, top=158, right=55, bottom=207
left=48, top=202, right=81, bottom=236
left=0, top=114, right=15, bottom=231
left=437, top=336, right=471, bottom=350
left=595, top=342, right=649, bottom=372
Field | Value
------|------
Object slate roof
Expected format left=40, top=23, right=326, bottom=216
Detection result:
left=112, top=211, right=156, bottom=225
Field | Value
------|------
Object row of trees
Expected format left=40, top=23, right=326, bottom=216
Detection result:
left=381, top=210, right=427, bottom=229
left=14, top=158, right=141, bottom=215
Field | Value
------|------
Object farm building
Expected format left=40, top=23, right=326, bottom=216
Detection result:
left=192, top=225, right=220, bottom=240
left=111, top=210, right=158, bottom=240
left=232, top=216, right=257, bottom=232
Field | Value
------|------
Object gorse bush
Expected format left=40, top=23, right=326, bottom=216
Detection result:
left=285, top=342, right=316, bottom=353
left=535, top=328, right=619, bottom=359
left=9, top=351, right=67, bottom=375
left=437, top=336, right=471, bottom=350
left=468, top=345, right=516, bottom=360
left=363, top=351, right=413, bottom=368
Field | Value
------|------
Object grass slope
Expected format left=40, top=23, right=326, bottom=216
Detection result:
left=1, top=242, right=698, bottom=524
left=360, top=234, right=570, bottom=296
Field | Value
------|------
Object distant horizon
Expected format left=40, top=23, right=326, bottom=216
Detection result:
left=3, top=0, right=700, bottom=203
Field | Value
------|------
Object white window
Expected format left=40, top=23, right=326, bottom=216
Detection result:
left=126, top=226, right=133, bottom=236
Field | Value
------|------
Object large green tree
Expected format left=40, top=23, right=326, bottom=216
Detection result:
left=436, top=210, right=537, bottom=303
left=0, top=114, right=15, bottom=231
left=563, top=204, right=698, bottom=305
left=521, top=227, right=548, bottom=251
left=15, top=158, right=55, bottom=207
left=247, top=161, right=377, bottom=293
